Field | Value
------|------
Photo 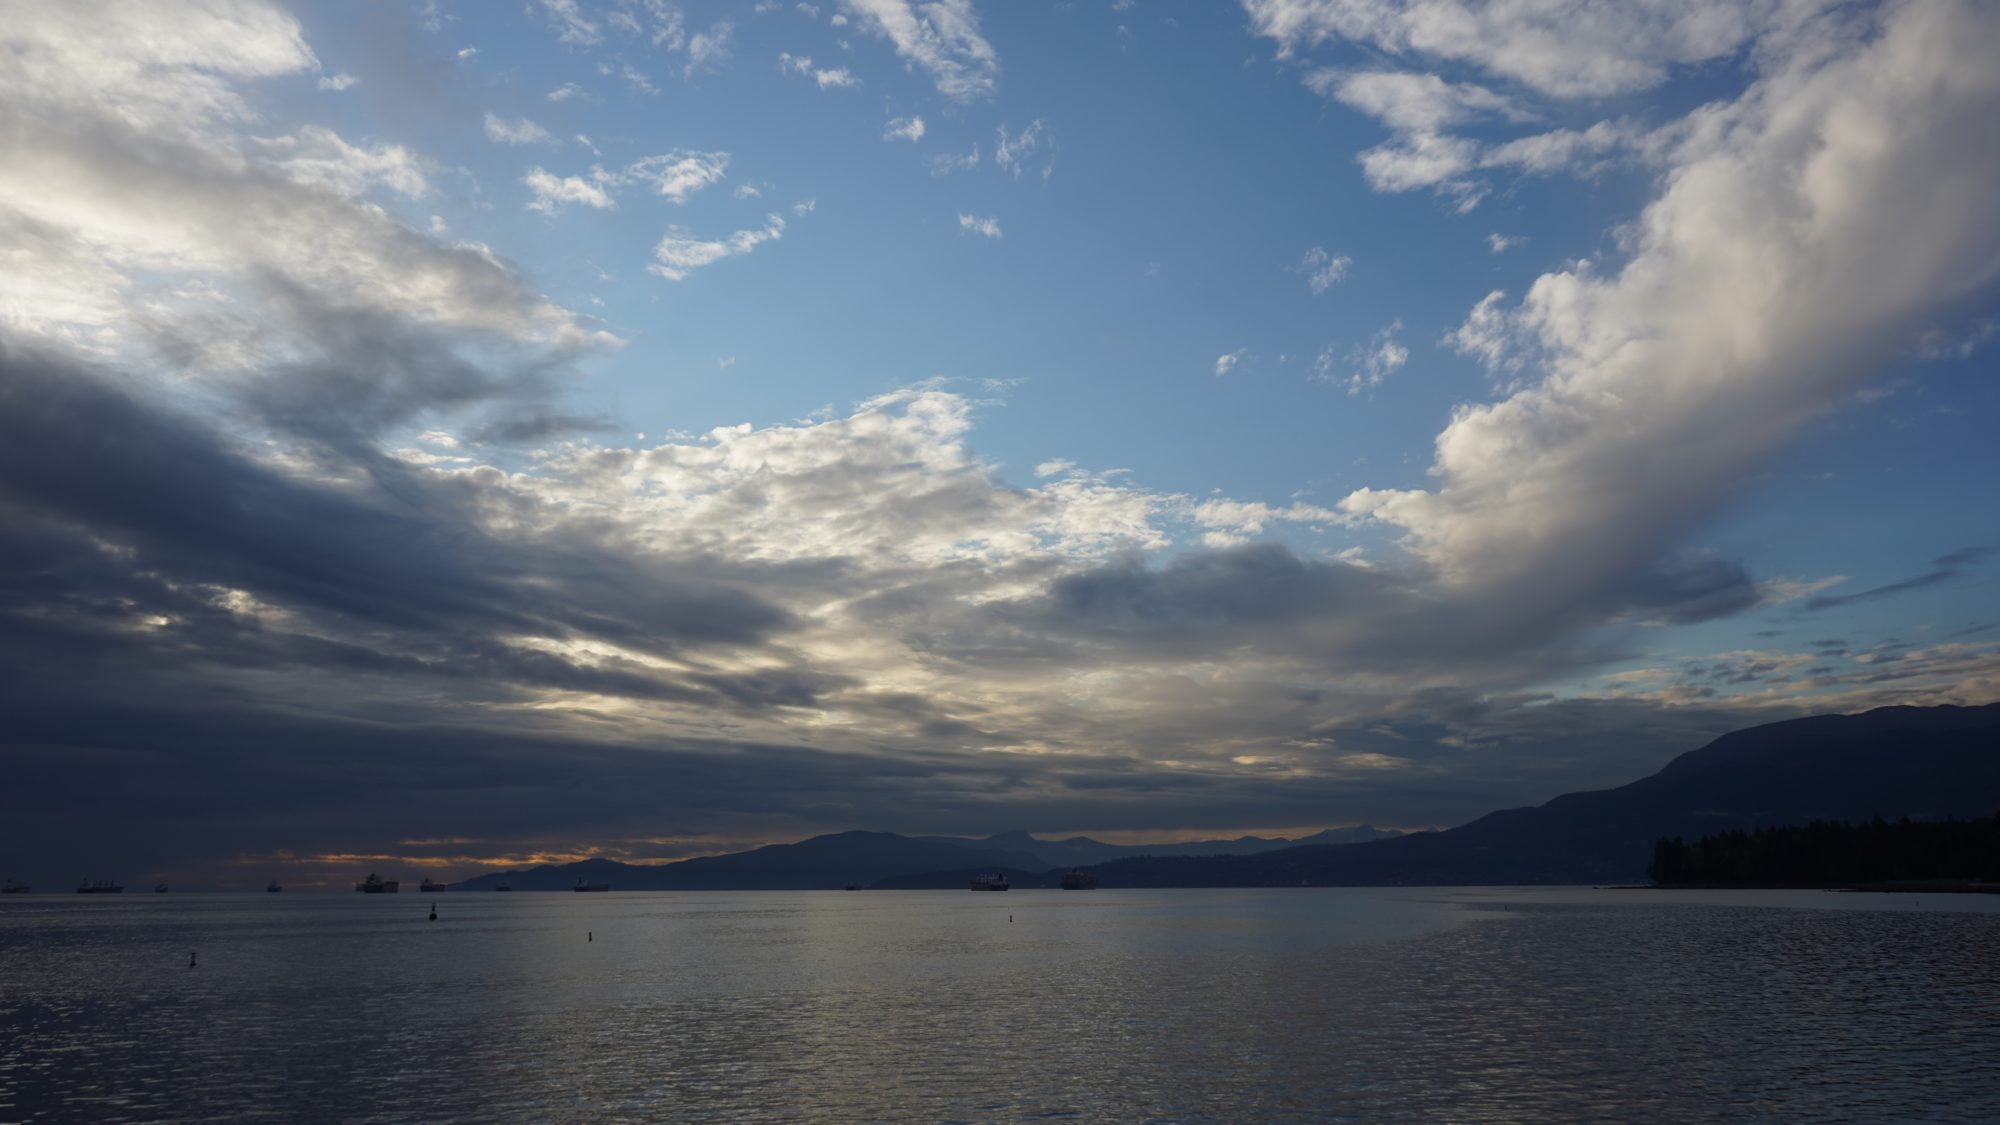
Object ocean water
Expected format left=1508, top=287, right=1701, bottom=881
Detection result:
left=2, top=887, right=1997, bottom=1123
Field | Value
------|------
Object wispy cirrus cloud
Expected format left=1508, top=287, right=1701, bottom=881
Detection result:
left=841, top=0, right=999, bottom=100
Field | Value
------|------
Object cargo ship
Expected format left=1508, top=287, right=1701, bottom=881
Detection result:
left=573, top=878, right=609, bottom=892
left=266, top=880, right=283, bottom=893
left=2, top=879, right=29, bottom=895
left=355, top=873, right=400, bottom=893
left=1060, top=870, right=1098, bottom=890
left=970, top=874, right=1009, bottom=891
left=419, top=878, right=449, bottom=893
left=77, top=879, right=124, bottom=894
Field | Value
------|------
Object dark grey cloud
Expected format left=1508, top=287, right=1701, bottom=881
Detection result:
left=1802, top=546, right=1991, bottom=611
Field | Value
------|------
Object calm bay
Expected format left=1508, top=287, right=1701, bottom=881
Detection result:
left=3, top=887, right=1997, bottom=1122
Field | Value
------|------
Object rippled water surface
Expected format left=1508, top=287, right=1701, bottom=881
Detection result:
left=3, top=887, right=1997, bottom=1122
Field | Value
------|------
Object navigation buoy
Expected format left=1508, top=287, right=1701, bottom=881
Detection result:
left=188, top=951, right=196, bottom=969
left=588, top=931, right=593, bottom=942
left=429, top=902, right=437, bottom=921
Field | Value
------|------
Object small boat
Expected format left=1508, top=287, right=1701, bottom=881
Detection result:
left=266, top=880, right=283, bottom=893
left=354, top=873, right=399, bottom=893
left=153, top=883, right=168, bottom=893
left=492, top=881, right=513, bottom=892
left=2, top=879, right=30, bottom=895
left=573, top=878, right=609, bottom=892
left=1060, top=870, right=1098, bottom=890
left=77, top=879, right=124, bottom=894
left=419, top=878, right=448, bottom=893
left=969, top=874, right=1009, bottom=891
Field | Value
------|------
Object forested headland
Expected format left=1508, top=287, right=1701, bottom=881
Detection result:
left=1648, top=814, right=2000, bottom=887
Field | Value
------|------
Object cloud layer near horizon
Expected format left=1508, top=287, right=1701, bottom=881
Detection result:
left=1, top=0, right=1996, bottom=884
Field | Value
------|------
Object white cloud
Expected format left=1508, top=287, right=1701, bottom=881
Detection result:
left=259, top=126, right=428, bottom=199
left=1297, top=246, right=1350, bottom=294
left=650, top=214, right=788, bottom=280
left=994, top=119, right=1046, bottom=179
left=1349, top=322, right=1407, bottom=395
left=733, top=183, right=764, bottom=199
left=317, top=72, right=357, bottom=92
left=929, top=145, right=979, bottom=175
left=957, top=213, right=1001, bottom=239
left=524, top=166, right=616, bottom=214
left=1481, top=121, right=1629, bottom=175
left=1487, top=233, right=1524, bottom=254
left=815, top=66, right=860, bottom=88
left=627, top=150, right=729, bottom=202
left=883, top=115, right=926, bottom=142
left=1246, top=0, right=1785, bottom=99
left=535, top=0, right=602, bottom=46
left=1340, top=1, right=2000, bottom=617
left=841, top=0, right=999, bottom=100
left=547, top=82, right=586, bottom=102
left=685, top=21, right=733, bottom=74
left=483, top=113, right=555, bottom=146
left=1443, top=290, right=1515, bottom=371
left=1308, top=68, right=1521, bottom=133
left=1214, top=349, right=1246, bottom=377
left=457, top=46, right=478, bottom=60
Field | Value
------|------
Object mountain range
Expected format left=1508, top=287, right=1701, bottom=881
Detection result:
left=450, top=824, right=1404, bottom=891
left=453, top=702, right=1997, bottom=890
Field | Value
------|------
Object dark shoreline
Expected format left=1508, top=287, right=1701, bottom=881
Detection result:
left=1620, top=881, right=2000, bottom=894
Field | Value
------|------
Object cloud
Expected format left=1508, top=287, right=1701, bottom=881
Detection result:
left=929, top=145, right=979, bottom=175
left=883, top=115, right=926, bottom=142
left=317, top=72, right=358, bottom=91
left=651, top=214, right=789, bottom=280
left=994, top=119, right=1046, bottom=179
left=524, top=166, right=616, bottom=214
left=1801, top=548, right=1992, bottom=613
left=518, top=151, right=730, bottom=214
left=1487, top=233, right=1524, bottom=254
left=957, top=213, right=1001, bottom=239
left=1246, top=0, right=1784, bottom=99
left=841, top=0, right=999, bottom=100
left=535, top=0, right=602, bottom=46
left=1314, top=322, right=1406, bottom=395
left=1308, top=68, right=1522, bottom=132
left=1214, top=349, right=1246, bottom=376
left=547, top=81, right=586, bottom=101
left=483, top=113, right=556, bottom=145
left=626, top=150, right=730, bottom=202
left=1297, top=246, right=1351, bottom=294
left=258, top=126, right=429, bottom=199
left=1340, top=2, right=2000, bottom=625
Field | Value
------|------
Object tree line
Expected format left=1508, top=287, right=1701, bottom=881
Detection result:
left=1648, top=814, right=2000, bottom=885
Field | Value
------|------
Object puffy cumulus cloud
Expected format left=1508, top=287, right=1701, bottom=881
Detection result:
left=1343, top=2, right=2000, bottom=626
left=651, top=213, right=790, bottom=280
left=842, top=0, right=999, bottom=101
left=1214, top=349, right=1245, bottom=376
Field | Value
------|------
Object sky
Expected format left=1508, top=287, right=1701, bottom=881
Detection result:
left=1, top=0, right=1997, bottom=889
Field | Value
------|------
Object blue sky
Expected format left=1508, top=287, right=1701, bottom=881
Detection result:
left=1, top=0, right=1996, bottom=884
